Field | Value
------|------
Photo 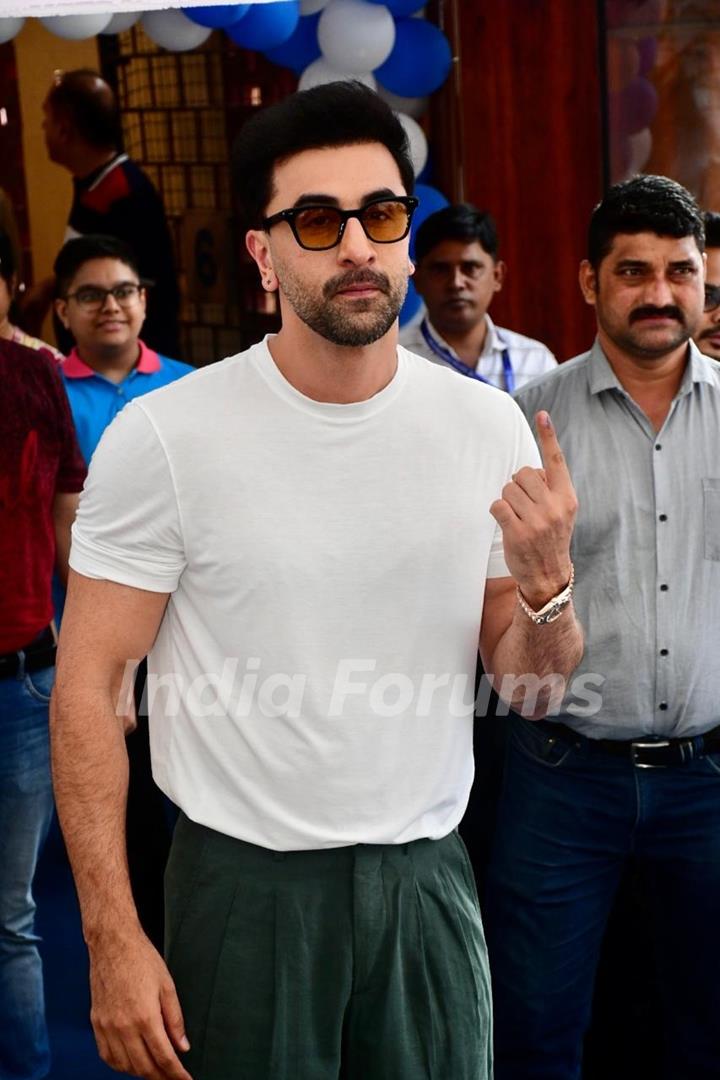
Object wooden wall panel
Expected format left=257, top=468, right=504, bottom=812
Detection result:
left=432, top=0, right=604, bottom=363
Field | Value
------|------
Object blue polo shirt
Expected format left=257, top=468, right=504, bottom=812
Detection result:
left=60, top=340, right=194, bottom=464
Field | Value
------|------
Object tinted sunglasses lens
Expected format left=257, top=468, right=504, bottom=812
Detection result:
left=361, top=200, right=410, bottom=242
left=294, top=207, right=344, bottom=249
left=704, top=284, right=720, bottom=312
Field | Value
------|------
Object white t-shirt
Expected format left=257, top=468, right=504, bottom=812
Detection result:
left=70, top=339, right=540, bottom=850
left=400, top=314, right=557, bottom=391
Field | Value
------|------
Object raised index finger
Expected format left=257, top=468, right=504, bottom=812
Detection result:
left=535, top=411, right=572, bottom=491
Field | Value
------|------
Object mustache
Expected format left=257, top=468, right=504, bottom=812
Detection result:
left=324, top=269, right=390, bottom=299
left=630, top=305, right=685, bottom=324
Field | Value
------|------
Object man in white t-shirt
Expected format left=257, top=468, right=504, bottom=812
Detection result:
left=51, top=82, right=582, bottom=1080
left=401, top=204, right=557, bottom=391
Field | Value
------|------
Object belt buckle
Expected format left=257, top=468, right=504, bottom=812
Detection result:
left=631, top=739, right=671, bottom=769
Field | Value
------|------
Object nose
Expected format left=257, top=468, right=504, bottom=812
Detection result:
left=336, top=215, right=376, bottom=266
left=100, top=290, right=122, bottom=313
left=642, top=273, right=675, bottom=308
left=448, top=265, right=466, bottom=290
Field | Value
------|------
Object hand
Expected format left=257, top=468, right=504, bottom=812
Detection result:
left=490, top=410, right=577, bottom=608
left=88, top=931, right=193, bottom=1079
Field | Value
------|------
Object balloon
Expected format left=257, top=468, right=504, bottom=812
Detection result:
left=301, top=0, right=331, bottom=11
left=399, top=278, right=423, bottom=328
left=610, top=75, right=658, bottom=136
left=409, top=182, right=449, bottom=260
left=39, top=13, right=112, bottom=39
left=100, top=12, right=141, bottom=33
left=366, top=0, right=425, bottom=13
left=184, top=5, right=250, bottom=29
left=318, top=0, right=395, bottom=75
left=377, top=85, right=428, bottom=119
left=0, top=16, right=24, bottom=43
left=298, top=57, right=376, bottom=92
left=627, top=126, right=652, bottom=173
left=265, top=13, right=321, bottom=74
left=226, top=1, right=300, bottom=50
left=637, top=36, right=658, bottom=76
left=606, top=36, right=639, bottom=93
left=142, top=9, right=212, bottom=50
left=375, top=19, right=451, bottom=97
left=397, top=113, right=427, bottom=177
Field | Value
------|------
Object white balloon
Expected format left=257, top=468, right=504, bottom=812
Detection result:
left=39, top=13, right=112, bottom=39
left=298, top=57, right=377, bottom=92
left=318, top=0, right=395, bottom=75
left=397, top=112, right=427, bottom=177
left=0, top=16, right=24, bottom=44
left=142, top=9, right=212, bottom=51
left=627, top=127, right=652, bottom=174
left=377, top=86, right=428, bottom=119
left=101, top=12, right=141, bottom=34
left=301, top=0, right=332, bottom=12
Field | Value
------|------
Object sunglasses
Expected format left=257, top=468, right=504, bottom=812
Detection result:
left=262, top=196, right=418, bottom=251
left=705, top=283, right=720, bottom=312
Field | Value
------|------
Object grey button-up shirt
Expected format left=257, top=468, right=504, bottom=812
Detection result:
left=514, top=339, right=720, bottom=739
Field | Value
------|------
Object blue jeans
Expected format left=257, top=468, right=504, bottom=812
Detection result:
left=484, top=714, right=720, bottom=1080
left=0, top=661, right=55, bottom=1080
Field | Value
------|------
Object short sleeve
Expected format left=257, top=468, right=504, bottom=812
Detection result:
left=45, top=357, right=86, bottom=494
left=486, top=402, right=542, bottom=579
left=69, top=402, right=186, bottom=592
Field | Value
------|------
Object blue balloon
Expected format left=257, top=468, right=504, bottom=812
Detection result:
left=409, top=182, right=449, bottom=261
left=184, top=4, right=249, bottom=29
left=399, top=278, right=423, bottom=328
left=226, top=0, right=300, bottom=50
left=264, top=13, right=320, bottom=74
left=366, top=0, right=425, bottom=14
left=375, top=19, right=452, bottom=98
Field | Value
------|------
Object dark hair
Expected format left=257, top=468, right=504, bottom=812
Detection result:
left=0, top=228, right=17, bottom=286
left=232, top=81, right=414, bottom=227
left=54, top=234, right=141, bottom=297
left=414, top=203, right=499, bottom=264
left=46, top=69, right=122, bottom=150
left=588, top=175, right=704, bottom=268
left=703, top=210, right=720, bottom=249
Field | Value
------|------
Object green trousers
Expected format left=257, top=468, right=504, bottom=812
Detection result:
left=165, top=815, right=492, bottom=1079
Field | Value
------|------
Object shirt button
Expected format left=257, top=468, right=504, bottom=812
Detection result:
left=660, top=648, right=669, bottom=656
left=658, top=702, right=668, bottom=711
left=659, top=513, right=667, bottom=522
left=660, top=584, right=668, bottom=591
left=655, top=444, right=662, bottom=450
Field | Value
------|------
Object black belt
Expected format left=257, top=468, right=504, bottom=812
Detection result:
left=542, top=721, right=720, bottom=769
left=0, top=627, right=56, bottom=679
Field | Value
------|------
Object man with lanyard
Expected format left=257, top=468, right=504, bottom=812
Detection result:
left=401, top=203, right=557, bottom=391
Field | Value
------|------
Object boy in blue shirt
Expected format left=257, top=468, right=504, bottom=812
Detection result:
left=55, top=234, right=193, bottom=464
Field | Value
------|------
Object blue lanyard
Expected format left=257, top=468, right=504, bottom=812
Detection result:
left=420, top=319, right=515, bottom=394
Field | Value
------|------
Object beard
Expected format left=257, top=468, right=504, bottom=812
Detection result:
left=277, top=265, right=408, bottom=347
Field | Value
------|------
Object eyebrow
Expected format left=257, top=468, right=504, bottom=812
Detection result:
left=291, top=187, right=400, bottom=209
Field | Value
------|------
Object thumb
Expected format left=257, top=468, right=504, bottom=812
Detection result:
left=160, top=980, right=190, bottom=1052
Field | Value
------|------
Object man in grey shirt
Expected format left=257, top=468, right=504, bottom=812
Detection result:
left=484, top=174, right=720, bottom=1080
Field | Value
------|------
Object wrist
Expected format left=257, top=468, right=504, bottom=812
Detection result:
left=516, top=563, right=573, bottom=610
left=517, top=563, right=575, bottom=626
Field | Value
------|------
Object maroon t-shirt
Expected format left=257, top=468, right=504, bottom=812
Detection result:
left=0, top=339, right=86, bottom=651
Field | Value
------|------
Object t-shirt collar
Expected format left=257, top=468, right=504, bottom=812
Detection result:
left=62, top=339, right=160, bottom=379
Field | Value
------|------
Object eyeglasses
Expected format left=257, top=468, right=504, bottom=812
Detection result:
left=64, top=283, right=143, bottom=311
left=704, top=283, right=720, bottom=312
left=261, top=196, right=419, bottom=251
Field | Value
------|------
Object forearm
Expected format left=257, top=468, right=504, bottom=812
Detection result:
left=488, top=602, right=584, bottom=719
left=50, top=670, right=143, bottom=948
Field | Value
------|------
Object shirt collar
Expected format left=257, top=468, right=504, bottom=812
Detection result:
left=587, top=337, right=718, bottom=398
left=61, top=339, right=160, bottom=379
left=424, top=315, right=495, bottom=362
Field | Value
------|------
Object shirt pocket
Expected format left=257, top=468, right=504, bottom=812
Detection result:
left=703, top=478, right=720, bottom=561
